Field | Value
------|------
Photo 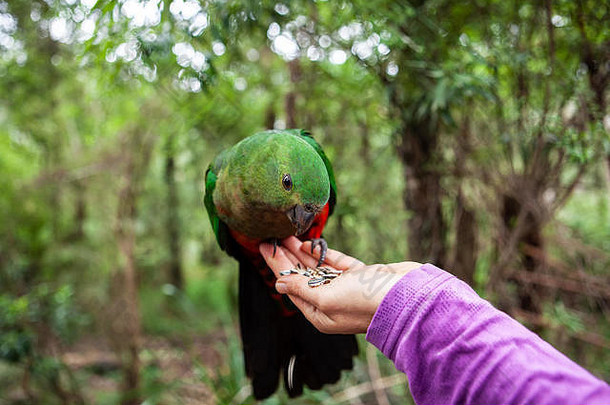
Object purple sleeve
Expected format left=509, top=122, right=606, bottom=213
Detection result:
left=366, top=264, right=610, bottom=405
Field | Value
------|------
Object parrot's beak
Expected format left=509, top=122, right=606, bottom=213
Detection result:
left=286, top=204, right=319, bottom=236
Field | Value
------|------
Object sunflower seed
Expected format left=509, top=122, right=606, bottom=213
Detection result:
left=280, top=268, right=303, bottom=276
left=308, top=278, right=326, bottom=287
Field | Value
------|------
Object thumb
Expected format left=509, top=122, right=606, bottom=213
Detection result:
left=275, top=275, right=319, bottom=305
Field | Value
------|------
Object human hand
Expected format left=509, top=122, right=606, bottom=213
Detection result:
left=259, top=236, right=422, bottom=334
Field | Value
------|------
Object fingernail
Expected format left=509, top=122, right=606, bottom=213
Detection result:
left=259, top=243, right=271, bottom=256
left=275, top=281, right=287, bottom=294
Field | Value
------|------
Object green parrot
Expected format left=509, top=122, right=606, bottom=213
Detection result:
left=204, top=129, right=358, bottom=399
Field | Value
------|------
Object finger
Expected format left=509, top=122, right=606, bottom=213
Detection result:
left=300, top=241, right=364, bottom=270
left=282, top=237, right=320, bottom=269
left=260, top=243, right=297, bottom=278
left=280, top=246, right=305, bottom=269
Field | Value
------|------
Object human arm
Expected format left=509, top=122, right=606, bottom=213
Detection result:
left=260, top=237, right=610, bottom=405
left=367, top=262, right=610, bottom=404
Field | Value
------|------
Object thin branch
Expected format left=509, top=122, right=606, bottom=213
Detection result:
left=366, top=344, right=391, bottom=405
left=512, top=309, right=610, bottom=350
left=229, top=385, right=252, bottom=405
left=573, top=0, right=589, bottom=43
left=550, top=228, right=610, bottom=261
left=548, top=149, right=566, bottom=186
left=325, top=374, right=406, bottom=405
left=544, top=0, right=556, bottom=67
left=551, top=165, right=587, bottom=214
left=527, top=0, right=557, bottom=183
left=26, top=153, right=125, bottom=188
left=487, top=206, right=530, bottom=295
left=511, top=267, right=610, bottom=300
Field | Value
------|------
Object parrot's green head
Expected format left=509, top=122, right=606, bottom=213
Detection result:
left=214, top=130, right=331, bottom=239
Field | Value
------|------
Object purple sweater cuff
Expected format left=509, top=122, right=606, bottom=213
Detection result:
left=365, top=263, right=450, bottom=353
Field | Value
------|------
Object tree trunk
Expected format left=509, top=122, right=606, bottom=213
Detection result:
left=452, top=192, right=477, bottom=285
left=501, top=194, right=545, bottom=314
left=68, top=180, right=86, bottom=241
left=285, top=59, right=301, bottom=128
left=165, top=136, right=183, bottom=290
left=359, top=120, right=371, bottom=166
left=112, top=127, right=157, bottom=405
left=575, top=1, right=608, bottom=121
left=264, top=103, right=276, bottom=130
left=605, top=157, right=610, bottom=194
left=451, top=116, right=477, bottom=284
left=116, top=153, right=142, bottom=405
left=397, top=121, right=447, bottom=266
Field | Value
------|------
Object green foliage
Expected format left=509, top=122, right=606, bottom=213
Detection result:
left=559, top=190, right=610, bottom=253
left=0, top=284, right=87, bottom=402
left=0, top=286, right=87, bottom=363
left=197, top=322, right=249, bottom=404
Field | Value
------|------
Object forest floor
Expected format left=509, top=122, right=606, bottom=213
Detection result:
left=3, top=331, right=227, bottom=405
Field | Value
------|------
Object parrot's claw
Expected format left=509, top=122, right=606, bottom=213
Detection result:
left=272, top=238, right=279, bottom=258
left=310, top=238, right=328, bottom=268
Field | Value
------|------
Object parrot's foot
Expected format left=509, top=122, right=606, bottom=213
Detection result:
left=310, top=238, right=328, bottom=268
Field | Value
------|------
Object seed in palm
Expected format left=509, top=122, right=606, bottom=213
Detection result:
left=280, top=266, right=341, bottom=287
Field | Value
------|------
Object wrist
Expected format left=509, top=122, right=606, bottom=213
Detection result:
left=366, top=263, right=449, bottom=354
left=363, top=262, right=423, bottom=324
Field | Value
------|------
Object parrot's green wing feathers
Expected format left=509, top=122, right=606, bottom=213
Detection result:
left=204, top=162, right=230, bottom=251
left=293, top=129, right=337, bottom=216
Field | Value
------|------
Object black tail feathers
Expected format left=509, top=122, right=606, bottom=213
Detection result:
left=238, top=261, right=358, bottom=400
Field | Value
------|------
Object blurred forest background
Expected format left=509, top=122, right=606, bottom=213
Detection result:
left=1, top=0, right=609, bottom=403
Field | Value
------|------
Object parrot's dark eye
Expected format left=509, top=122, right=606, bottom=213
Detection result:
left=282, top=174, right=293, bottom=191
